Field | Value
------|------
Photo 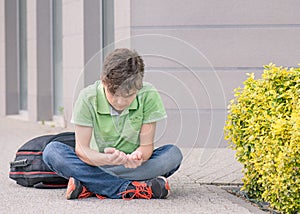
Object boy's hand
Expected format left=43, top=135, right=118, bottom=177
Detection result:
left=124, top=151, right=143, bottom=168
left=130, top=150, right=142, bottom=160
left=104, top=147, right=128, bottom=165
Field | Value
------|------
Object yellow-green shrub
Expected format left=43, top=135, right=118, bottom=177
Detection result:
left=224, top=64, right=300, bottom=213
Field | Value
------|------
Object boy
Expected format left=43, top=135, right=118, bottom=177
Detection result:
left=43, top=48, right=183, bottom=199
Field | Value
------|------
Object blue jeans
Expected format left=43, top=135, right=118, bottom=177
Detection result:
left=43, top=142, right=182, bottom=199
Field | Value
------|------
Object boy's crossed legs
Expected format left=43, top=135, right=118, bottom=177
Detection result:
left=43, top=142, right=182, bottom=200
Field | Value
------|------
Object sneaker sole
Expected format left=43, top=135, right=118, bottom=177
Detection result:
left=66, top=177, right=83, bottom=200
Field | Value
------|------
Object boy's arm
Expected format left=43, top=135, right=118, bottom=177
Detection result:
left=136, top=122, right=156, bottom=161
left=123, top=122, right=155, bottom=168
left=74, top=125, right=128, bottom=166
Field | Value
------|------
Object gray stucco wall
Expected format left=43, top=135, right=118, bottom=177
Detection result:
left=129, top=0, right=300, bottom=148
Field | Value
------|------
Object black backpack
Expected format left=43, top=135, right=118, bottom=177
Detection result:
left=9, top=132, right=75, bottom=188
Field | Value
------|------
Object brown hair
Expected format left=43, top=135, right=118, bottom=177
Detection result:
left=101, top=48, right=144, bottom=95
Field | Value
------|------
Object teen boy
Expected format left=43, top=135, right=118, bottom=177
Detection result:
left=43, top=48, right=183, bottom=199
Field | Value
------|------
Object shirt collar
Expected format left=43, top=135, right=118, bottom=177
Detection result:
left=97, top=83, right=139, bottom=115
left=97, top=84, right=111, bottom=114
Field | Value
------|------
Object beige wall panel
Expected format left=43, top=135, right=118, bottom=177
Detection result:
left=1, top=0, right=5, bottom=115
left=62, top=0, right=84, bottom=124
left=26, top=12, right=36, bottom=40
left=0, top=41, right=4, bottom=67
left=63, top=35, right=84, bottom=69
left=131, top=0, right=300, bottom=26
left=27, top=39, right=37, bottom=70
left=132, top=28, right=300, bottom=68
left=0, top=0, right=4, bottom=43
left=26, top=0, right=38, bottom=121
left=155, top=109, right=227, bottom=148
left=144, top=69, right=262, bottom=110
left=63, top=67, right=84, bottom=124
left=63, top=0, right=84, bottom=36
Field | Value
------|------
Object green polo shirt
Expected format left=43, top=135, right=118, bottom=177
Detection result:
left=71, top=81, right=167, bottom=154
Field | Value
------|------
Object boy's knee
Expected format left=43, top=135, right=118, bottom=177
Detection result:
left=165, top=144, right=183, bottom=165
left=172, top=145, right=183, bottom=164
left=43, top=141, right=64, bottom=164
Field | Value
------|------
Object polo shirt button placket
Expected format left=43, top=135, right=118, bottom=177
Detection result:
left=117, top=115, right=124, bottom=132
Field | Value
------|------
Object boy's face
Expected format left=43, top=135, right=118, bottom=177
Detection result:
left=103, top=85, right=137, bottom=111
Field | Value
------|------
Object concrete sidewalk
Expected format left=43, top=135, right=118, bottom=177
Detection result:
left=0, top=116, right=265, bottom=214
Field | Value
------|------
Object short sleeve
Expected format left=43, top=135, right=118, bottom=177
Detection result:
left=70, top=91, right=94, bottom=127
left=142, top=87, right=167, bottom=124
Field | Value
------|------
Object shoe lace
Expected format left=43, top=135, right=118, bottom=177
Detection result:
left=78, top=186, right=94, bottom=199
left=95, top=194, right=106, bottom=200
left=119, top=181, right=153, bottom=200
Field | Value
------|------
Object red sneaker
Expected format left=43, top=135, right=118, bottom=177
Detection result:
left=66, top=177, right=94, bottom=200
left=120, top=176, right=170, bottom=200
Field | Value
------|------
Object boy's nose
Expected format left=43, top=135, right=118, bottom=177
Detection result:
left=116, top=98, right=130, bottom=108
left=116, top=98, right=125, bottom=105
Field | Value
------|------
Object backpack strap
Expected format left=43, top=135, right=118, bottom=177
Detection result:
left=47, top=132, right=75, bottom=142
left=45, top=132, right=75, bottom=148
